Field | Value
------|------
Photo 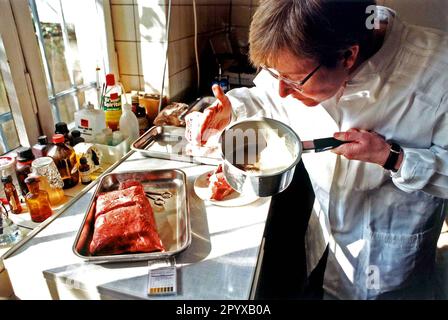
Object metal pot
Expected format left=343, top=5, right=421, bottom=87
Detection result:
left=219, top=117, right=345, bottom=197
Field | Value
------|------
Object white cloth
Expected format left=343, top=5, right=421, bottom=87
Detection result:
left=226, top=6, right=448, bottom=299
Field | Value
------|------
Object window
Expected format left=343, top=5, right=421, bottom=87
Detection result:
left=29, top=0, right=106, bottom=125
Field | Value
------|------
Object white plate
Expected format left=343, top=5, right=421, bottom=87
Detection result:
left=194, top=170, right=259, bottom=207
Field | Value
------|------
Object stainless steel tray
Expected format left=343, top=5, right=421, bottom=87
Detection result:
left=72, top=169, right=191, bottom=263
left=131, top=125, right=222, bottom=165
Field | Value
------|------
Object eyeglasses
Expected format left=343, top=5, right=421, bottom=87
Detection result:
left=260, top=64, right=321, bottom=93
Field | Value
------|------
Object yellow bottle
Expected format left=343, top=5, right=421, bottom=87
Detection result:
left=103, top=74, right=122, bottom=131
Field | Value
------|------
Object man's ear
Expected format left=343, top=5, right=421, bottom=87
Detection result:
left=343, top=45, right=360, bottom=69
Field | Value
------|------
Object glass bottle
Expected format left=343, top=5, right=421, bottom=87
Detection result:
left=24, top=176, right=53, bottom=223
left=55, top=122, right=70, bottom=144
left=32, top=135, right=50, bottom=158
left=136, top=105, right=149, bottom=136
left=1, top=175, right=22, bottom=214
left=0, top=202, right=22, bottom=246
left=70, top=130, right=85, bottom=147
left=15, top=147, right=35, bottom=196
left=47, top=134, right=79, bottom=189
left=78, top=157, right=92, bottom=185
left=31, top=157, right=65, bottom=206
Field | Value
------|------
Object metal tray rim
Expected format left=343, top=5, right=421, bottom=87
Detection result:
left=72, top=168, right=191, bottom=263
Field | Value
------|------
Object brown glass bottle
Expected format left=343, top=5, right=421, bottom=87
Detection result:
left=78, top=157, right=92, bottom=185
left=1, top=175, right=22, bottom=214
left=47, top=134, right=79, bottom=189
left=15, top=147, right=35, bottom=196
left=24, top=176, right=52, bottom=223
left=32, top=135, right=50, bottom=158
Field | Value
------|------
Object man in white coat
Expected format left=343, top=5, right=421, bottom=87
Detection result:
left=187, top=0, right=448, bottom=299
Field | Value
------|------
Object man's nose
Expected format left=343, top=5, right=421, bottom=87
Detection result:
left=278, top=80, right=293, bottom=98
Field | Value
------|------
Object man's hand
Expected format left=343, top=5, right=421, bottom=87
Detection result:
left=185, top=84, right=232, bottom=146
left=331, top=129, right=399, bottom=168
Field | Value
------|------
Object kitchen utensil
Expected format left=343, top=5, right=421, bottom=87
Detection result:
left=219, top=117, right=347, bottom=197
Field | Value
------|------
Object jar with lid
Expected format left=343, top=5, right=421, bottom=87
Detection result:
left=32, top=135, right=50, bottom=158
left=24, top=176, right=53, bottom=223
left=31, top=157, right=65, bottom=205
left=1, top=175, right=22, bottom=214
left=15, top=147, right=35, bottom=196
left=47, top=134, right=79, bottom=189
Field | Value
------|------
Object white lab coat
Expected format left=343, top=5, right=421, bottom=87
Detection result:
left=226, top=7, right=448, bottom=299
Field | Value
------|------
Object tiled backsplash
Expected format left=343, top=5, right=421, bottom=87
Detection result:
left=110, top=0, right=231, bottom=101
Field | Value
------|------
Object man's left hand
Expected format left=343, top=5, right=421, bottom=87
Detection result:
left=332, top=128, right=391, bottom=166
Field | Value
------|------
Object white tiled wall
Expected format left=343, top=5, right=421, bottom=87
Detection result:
left=110, top=0, right=231, bottom=101
left=229, top=0, right=257, bottom=54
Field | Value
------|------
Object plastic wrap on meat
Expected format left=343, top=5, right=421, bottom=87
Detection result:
left=89, top=181, right=165, bottom=256
left=153, top=102, right=189, bottom=127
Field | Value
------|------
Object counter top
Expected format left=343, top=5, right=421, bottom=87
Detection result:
left=3, top=152, right=271, bottom=300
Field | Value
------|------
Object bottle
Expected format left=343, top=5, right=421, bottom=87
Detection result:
left=32, top=136, right=50, bottom=158
left=112, top=131, right=124, bottom=146
left=1, top=175, right=22, bottom=214
left=102, top=74, right=122, bottom=131
left=47, top=134, right=79, bottom=189
left=31, top=157, right=65, bottom=206
left=119, top=103, right=140, bottom=141
left=55, top=122, right=71, bottom=144
left=74, top=102, right=106, bottom=142
left=103, top=127, right=113, bottom=146
left=70, top=130, right=85, bottom=147
left=131, top=93, right=139, bottom=114
left=136, top=105, right=149, bottom=136
left=78, top=157, right=92, bottom=185
left=24, top=176, right=53, bottom=223
left=15, top=147, right=35, bottom=196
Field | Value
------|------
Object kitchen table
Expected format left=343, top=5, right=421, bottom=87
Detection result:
left=2, top=151, right=271, bottom=300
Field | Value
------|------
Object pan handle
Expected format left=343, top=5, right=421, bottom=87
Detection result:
left=313, top=137, right=349, bottom=153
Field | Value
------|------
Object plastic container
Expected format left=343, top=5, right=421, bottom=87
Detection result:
left=32, top=135, right=50, bottom=158
left=74, top=102, right=106, bottom=142
left=102, top=74, right=122, bottom=131
left=103, top=127, right=113, bottom=146
left=119, top=103, right=139, bottom=142
left=47, top=134, right=80, bottom=189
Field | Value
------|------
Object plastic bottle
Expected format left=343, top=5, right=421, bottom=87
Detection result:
left=103, top=128, right=113, bottom=146
left=47, top=134, right=79, bottom=189
left=32, top=136, right=50, bottom=158
left=74, top=102, right=106, bottom=142
left=119, top=103, right=140, bottom=142
left=70, top=130, right=85, bottom=147
left=102, top=74, right=122, bottom=131
left=55, top=122, right=70, bottom=144
left=15, top=147, right=35, bottom=196
left=24, top=176, right=53, bottom=223
left=2, top=175, right=22, bottom=214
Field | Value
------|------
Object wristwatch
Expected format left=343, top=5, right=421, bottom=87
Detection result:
left=383, top=142, right=402, bottom=172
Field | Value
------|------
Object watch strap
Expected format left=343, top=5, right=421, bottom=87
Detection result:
left=383, top=142, right=401, bottom=172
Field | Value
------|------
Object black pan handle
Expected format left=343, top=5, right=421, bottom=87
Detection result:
left=313, top=137, right=349, bottom=153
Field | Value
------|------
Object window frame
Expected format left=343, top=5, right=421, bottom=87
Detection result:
left=0, top=0, right=117, bottom=149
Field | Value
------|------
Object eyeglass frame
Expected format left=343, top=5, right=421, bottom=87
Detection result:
left=260, top=63, right=322, bottom=93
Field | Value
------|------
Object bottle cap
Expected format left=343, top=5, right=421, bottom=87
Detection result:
left=17, top=147, right=35, bottom=162
left=105, top=73, right=115, bottom=86
left=55, top=122, right=69, bottom=134
left=52, top=134, right=65, bottom=144
left=37, top=135, right=48, bottom=145
left=80, top=157, right=88, bottom=165
left=71, top=130, right=81, bottom=138
left=1, top=175, right=12, bottom=184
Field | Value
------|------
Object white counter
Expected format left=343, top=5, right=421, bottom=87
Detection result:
left=3, top=152, right=271, bottom=300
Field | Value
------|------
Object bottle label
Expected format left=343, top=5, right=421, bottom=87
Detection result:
left=104, top=94, right=122, bottom=111
left=80, top=171, right=91, bottom=184
left=80, top=118, right=89, bottom=128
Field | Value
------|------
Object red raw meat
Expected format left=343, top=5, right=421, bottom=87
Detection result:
left=95, top=185, right=145, bottom=219
left=89, top=181, right=165, bottom=256
left=208, top=165, right=235, bottom=201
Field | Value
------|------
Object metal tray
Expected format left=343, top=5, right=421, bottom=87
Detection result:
left=72, top=169, right=191, bottom=263
left=131, top=125, right=222, bottom=166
